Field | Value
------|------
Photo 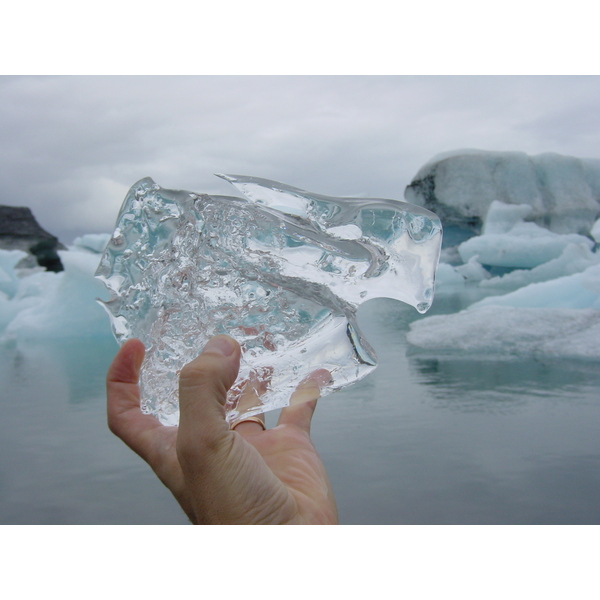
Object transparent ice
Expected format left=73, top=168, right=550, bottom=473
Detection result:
left=95, top=175, right=442, bottom=426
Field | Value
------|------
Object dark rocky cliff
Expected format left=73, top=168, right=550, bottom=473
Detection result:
left=0, top=205, right=65, bottom=272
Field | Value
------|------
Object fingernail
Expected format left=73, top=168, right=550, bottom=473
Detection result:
left=203, top=335, right=236, bottom=357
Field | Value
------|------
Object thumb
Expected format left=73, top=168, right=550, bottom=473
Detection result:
left=177, top=335, right=241, bottom=453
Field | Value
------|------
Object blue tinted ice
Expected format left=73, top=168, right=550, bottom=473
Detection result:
left=95, top=175, right=442, bottom=425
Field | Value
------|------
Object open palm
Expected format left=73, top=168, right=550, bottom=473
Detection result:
left=106, top=336, right=338, bottom=525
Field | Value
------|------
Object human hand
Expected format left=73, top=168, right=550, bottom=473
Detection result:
left=106, top=335, right=338, bottom=524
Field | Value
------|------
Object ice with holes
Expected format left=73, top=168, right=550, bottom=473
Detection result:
left=95, top=175, right=442, bottom=425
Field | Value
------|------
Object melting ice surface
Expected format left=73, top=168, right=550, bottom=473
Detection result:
left=408, top=197, right=600, bottom=360
left=95, top=175, right=442, bottom=425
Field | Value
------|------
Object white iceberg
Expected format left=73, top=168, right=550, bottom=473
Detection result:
left=405, top=150, right=600, bottom=236
left=407, top=150, right=600, bottom=361
left=0, top=249, right=29, bottom=298
left=458, top=220, right=594, bottom=269
left=470, top=263, right=600, bottom=311
left=480, top=243, right=600, bottom=292
left=71, top=233, right=111, bottom=254
left=435, top=255, right=491, bottom=286
left=434, top=196, right=599, bottom=290
left=457, top=201, right=594, bottom=269
left=409, top=245, right=600, bottom=359
left=407, top=305, right=600, bottom=360
left=0, top=245, right=112, bottom=341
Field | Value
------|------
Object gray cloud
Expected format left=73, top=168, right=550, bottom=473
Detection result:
left=1, top=75, right=600, bottom=243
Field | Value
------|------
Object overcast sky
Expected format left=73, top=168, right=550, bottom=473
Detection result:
left=2, top=75, right=600, bottom=243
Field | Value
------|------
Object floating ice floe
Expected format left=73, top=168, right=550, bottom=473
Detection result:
left=0, top=244, right=111, bottom=340
left=471, top=263, right=600, bottom=311
left=407, top=305, right=600, bottom=360
left=480, top=243, right=600, bottom=292
left=457, top=201, right=594, bottom=269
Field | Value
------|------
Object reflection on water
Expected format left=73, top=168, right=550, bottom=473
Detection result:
left=0, top=338, right=188, bottom=525
left=310, top=298, right=600, bottom=524
left=2, top=338, right=119, bottom=406
left=410, top=355, right=600, bottom=410
left=1, top=296, right=599, bottom=524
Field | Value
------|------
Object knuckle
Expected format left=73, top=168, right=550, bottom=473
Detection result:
left=179, top=357, right=231, bottom=404
left=180, top=355, right=221, bottom=386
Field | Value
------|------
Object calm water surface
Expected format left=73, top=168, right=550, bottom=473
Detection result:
left=1, top=297, right=599, bottom=524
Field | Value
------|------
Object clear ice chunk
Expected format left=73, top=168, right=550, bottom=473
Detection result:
left=95, top=175, right=442, bottom=426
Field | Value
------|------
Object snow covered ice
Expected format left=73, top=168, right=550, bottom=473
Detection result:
left=95, top=175, right=442, bottom=425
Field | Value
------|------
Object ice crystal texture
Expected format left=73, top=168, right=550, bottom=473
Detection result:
left=95, top=175, right=442, bottom=425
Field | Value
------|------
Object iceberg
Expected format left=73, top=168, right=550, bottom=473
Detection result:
left=409, top=238, right=600, bottom=359
left=592, top=218, right=600, bottom=244
left=433, top=200, right=599, bottom=289
left=0, top=249, right=29, bottom=299
left=95, top=175, right=442, bottom=426
left=470, top=263, right=600, bottom=311
left=480, top=243, right=600, bottom=292
left=457, top=201, right=594, bottom=269
left=72, top=233, right=112, bottom=254
left=406, top=149, right=600, bottom=362
left=407, top=305, right=600, bottom=360
left=405, top=150, right=600, bottom=236
left=2, top=248, right=111, bottom=340
left=433, top=256, right=491, bottom=286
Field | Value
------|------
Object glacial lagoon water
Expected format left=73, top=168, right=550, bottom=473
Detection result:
left=1, top=293, right=599, bottom=525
